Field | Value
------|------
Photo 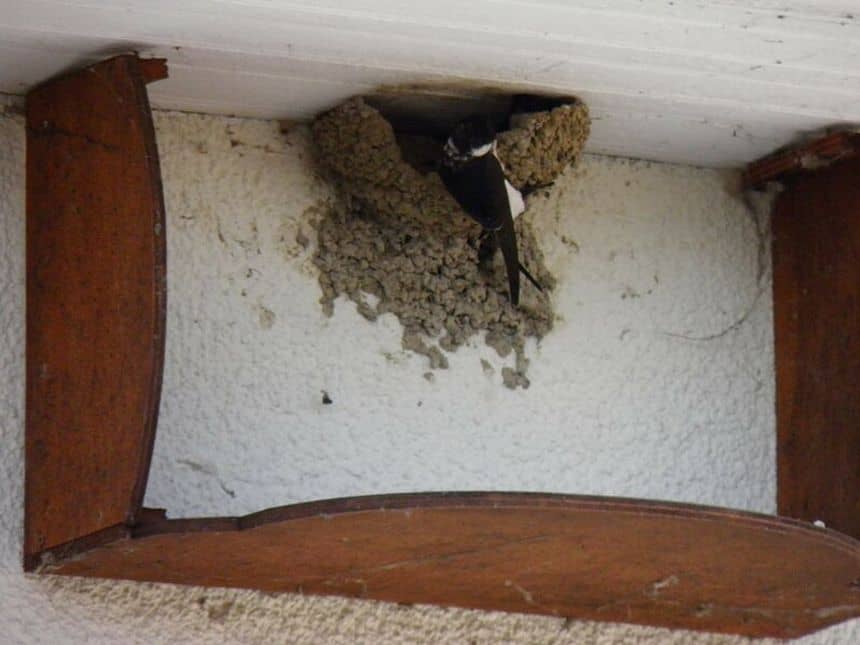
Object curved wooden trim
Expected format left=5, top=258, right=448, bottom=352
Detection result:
left=135, top=491, right=860, bottom=552
left=44, top=492, right=860, bottom=639
left=25, top=54, right=167, bottom=561
left=127, top=56, right=168, bottom=528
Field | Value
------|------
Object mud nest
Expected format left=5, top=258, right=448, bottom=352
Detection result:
left=309, top=96, right=590, bottom=388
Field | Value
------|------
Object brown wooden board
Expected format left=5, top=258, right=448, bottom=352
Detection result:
left=25, top=55, right=168, bottom=564
left=742, top=131, right=860, bottom=190
left=772, top=156, right=860, bottom=540
left=42, top=493, right=860, bottom=639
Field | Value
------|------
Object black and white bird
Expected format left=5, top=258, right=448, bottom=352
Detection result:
left=439, top=116, right=541, bottom=306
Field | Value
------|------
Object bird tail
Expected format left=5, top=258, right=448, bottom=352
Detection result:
left=519, top=262, right=543, bottom=293
left=496, top=217, right=520, bottom=306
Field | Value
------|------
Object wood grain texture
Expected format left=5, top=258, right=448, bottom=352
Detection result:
left=25, top=54, right=167, bottom=564
left=43, top=493, right=860, bottom=639
left=743, top=131, right=860, bottom=189
left=772, top=155, right=860, bottom=540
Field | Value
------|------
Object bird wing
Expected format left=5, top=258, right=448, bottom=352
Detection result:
left=480, top=154, right=521, bottom=305
left=440, top=153, right=522, bottom=304
left=440, top=156, right=507, bottom=230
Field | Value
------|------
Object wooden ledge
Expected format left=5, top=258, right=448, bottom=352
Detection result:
left=38, top=493, right=860, bottom=639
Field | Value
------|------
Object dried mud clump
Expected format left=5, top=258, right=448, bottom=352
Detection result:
left=497, top=101, right=591, bottom=190
left=310, top=96, right=589, bottom=388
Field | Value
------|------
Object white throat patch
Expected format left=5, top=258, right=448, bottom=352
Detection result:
left=468, top=141, right=495, bottom=157
left=445, top=138, right=495, bottom=161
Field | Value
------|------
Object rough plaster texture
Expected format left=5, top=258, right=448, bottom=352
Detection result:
left=1, top=101, right=858, bottom=643
left=146, top=111, right=777, bottom=517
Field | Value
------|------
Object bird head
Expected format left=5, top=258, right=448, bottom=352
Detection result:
left=444, top=116, right=496, bottom=162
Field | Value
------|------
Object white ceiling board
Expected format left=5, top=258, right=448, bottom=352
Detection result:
left=1, top=0, right=859, bottom=166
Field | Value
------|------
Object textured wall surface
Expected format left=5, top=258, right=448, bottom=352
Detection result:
left=1, top=102, right=857, bottom=643
left=145, top=111, right=776, bottom=518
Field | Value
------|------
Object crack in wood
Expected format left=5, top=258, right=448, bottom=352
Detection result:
left=356, top=533, right=553, bottom=574
left=29, top=123, right=121, bottom=152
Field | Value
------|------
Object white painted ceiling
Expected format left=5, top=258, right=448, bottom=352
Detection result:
left=1, top=0, right=859, bottom=166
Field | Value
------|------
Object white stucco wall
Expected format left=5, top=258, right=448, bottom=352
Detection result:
left=1, top=101, right=857, bottom=643
left=144, top=111, right=776, bottom=517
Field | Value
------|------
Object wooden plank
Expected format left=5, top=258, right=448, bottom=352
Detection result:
left=772, top=155, right=860, bottom=540
left=743, top=131, right=860, bottom=189
left=42, top=493, right=860, bottom=639
left=25, top=54, right=168, bottom=565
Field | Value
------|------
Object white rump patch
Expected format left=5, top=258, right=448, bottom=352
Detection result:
left=505, top=179, right=525, bottom=218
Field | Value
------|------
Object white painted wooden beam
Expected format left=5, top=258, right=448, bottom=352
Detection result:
left=1, top=0, right=858, bottom=166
